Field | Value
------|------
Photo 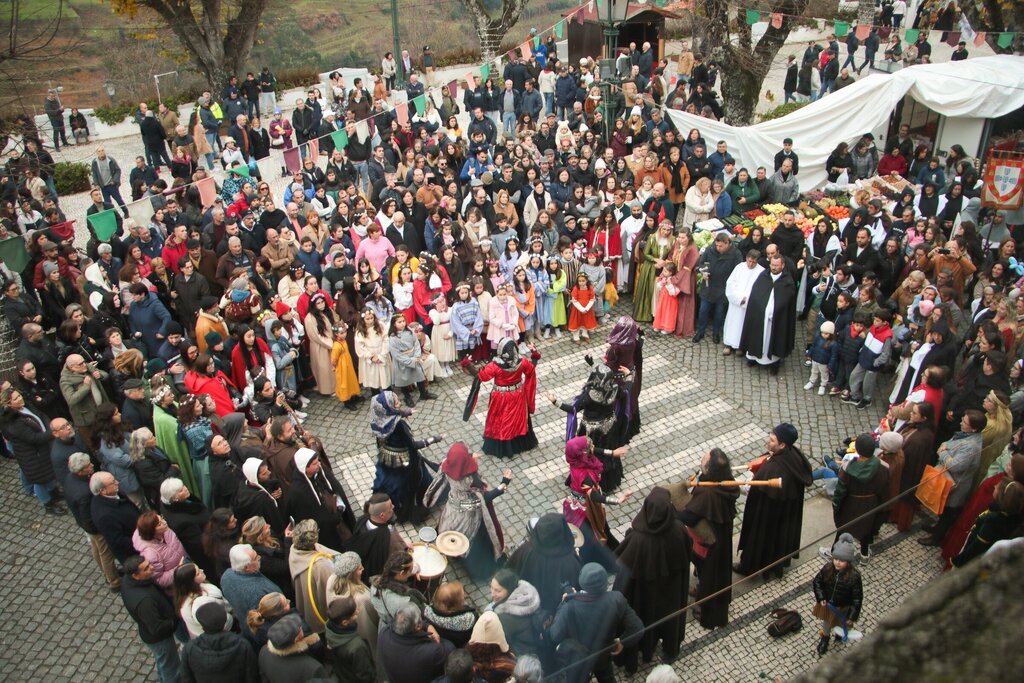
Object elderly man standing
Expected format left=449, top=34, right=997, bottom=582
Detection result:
left=734, top=424, right=813, bottom=579
left=120, top=555, right=182, bottom=683
left=220, top=544, right=282, bottom=617
left=694, top=233, right=742, bottom=345
left=60, top=353, right=109, bottom=447
left=65, top=453, right=121, bottom=591
left=89, top=470, right=141, bottom=563
left=49, top=416, right=90, bottom=486
left=378, top=604, right=455, bottom=683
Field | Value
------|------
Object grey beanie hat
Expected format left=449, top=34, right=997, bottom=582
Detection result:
left=832, top=533, right=857, bottom=562
left=579, top=562, right=608, bottom=594
left=268, top=614, right=303, bottom=649
left=42, top=261, right=60, bottom=277
left=332, top=551, right=361, bottom=578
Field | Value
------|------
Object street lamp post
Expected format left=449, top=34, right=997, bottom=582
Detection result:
left=599, top=0, right=632, bottom=145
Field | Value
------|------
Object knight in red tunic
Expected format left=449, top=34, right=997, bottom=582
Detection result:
left=462, top=338, right=540, bottom=458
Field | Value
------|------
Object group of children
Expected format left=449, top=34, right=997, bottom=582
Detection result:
left=806, top=308, right=895, bottom=410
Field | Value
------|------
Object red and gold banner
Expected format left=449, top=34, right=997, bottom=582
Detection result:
left=982, top=151, right=1024, bottom=210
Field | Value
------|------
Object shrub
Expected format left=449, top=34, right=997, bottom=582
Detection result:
left=93, top=104, right=134, bottom=126
left=759, top=101, right=809, bottom=122
left=53, top=162, right=92, bottom=196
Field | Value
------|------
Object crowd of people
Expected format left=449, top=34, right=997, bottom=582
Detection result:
left=1, top=10, right=1023, bottom=683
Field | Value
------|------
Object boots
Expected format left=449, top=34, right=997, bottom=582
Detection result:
left=402, top=387, right=417, bottom=407
left=816, top=631, right=829, bottom=656
left=418, top=381, right=437, bottom=401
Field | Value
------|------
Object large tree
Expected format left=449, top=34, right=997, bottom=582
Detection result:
left=109, top=0, right=270, bottom=91
left=702, top=0, right=811, bottom=124
left=460, top=0, right=530, bottom=62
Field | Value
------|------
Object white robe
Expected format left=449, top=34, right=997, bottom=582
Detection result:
left=723, top=262, right=765, bottom=348
left=747, top=271, right=784, bottom=365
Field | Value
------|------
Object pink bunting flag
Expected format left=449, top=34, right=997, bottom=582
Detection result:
left=196, top=176, right=217, bottom=209
left=465, top=72, right=476, bottom=88
left=771, top=13, right=783, bottom=29
left=395, top=101, right=409, bottom=126
left=283, top=148, right=301, bottom=175
left=974, top=31, right=987, bottom=47
left=447, top=79, right=458, bottom=99
left=507, top=48, right=517, bottom=63
left=521, top=42, right=531, bottom=60
left=856, top=24, right=871, bottom=40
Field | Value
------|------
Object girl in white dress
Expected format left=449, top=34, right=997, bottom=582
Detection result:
left=354, top=307, right=391, bottom=391
left=429, top=295, right=457, bottom=374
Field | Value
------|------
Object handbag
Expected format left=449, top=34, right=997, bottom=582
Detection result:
left=767, top=608, right=802, bottom=638
left=916, top=464, right=953, bottom=515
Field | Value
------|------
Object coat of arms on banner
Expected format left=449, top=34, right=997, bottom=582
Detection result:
left=982, top=152, right=1024, bottom=210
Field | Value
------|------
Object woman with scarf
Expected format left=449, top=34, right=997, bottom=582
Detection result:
left=613, top=486, right=690, bottom=671
left=463, top=337, right=540, bottom=459
left=287, top=447, right=355, bottom=553
left=678, top=448, right=739, bottom=629
left=424, top=441, right=512, bottom=581
left=890, top=401, right=937, bottom=530
left=563, top=436, right=633, bottom=571
left=178, top=394, right=216, bottom=507
left=605, top=316, right=644, bottom=441
left=369, top=390, right=442, bottom=524
left=661, top=146, right=691, bottom=216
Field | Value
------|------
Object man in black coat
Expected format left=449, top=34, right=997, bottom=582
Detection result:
left=344, top=493, right=405, bottom=585
left=291, top=99, right=316, bottom=160
left=15, top=324, right=60, bottom=381
left=385, top=210, right=425, bottom=256
left=121, top=555, right=182, bottom=683
left=180, top=602, right=259, bottom=683
left=49, top=416, right=90, bottom=485
left=65, top=454, right=121, bottom=590
left=378, top=604, right=455, bottom=683
left=840, top=227, right=883, bottom=284
left=685, top=145, right=714, bottom=184
left=161, top=478, right=213, bottom=573
left=140, top=111, right=172, bottom=170
left=90, top=471, right=141, bottom=563
left=694, top=234, right=742, bottom=344
left=783, top=55, right=798, bottom=103
left=738, top=254, right=797, bottom=375
left=549, top=563, right=644, bottom=683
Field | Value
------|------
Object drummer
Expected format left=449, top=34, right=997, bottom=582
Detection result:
left=424, top=442, right=513, bottom=581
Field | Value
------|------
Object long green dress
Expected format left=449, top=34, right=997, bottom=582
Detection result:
left=153, top=404, right=199, bottom=495
left=548, top=271, right=567, bottom=327
left=633, top=236, right=672, bottom=323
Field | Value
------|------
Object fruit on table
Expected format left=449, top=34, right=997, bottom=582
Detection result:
left=826, top=206, right=849, bottom=219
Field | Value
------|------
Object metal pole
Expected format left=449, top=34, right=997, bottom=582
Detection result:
left=391, top=0, right=403, bottom=87
left=154, top=75, right=161, bottom=105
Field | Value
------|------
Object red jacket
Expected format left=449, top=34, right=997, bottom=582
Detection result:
left=161, top=239, right=189, bottom=275
left=229, top=337, right=272, bottom=393
left=877, top=153, right=908, bottom=177
left=184, top=370, right=238, bottom=417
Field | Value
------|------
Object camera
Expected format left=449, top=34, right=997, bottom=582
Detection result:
left=937, top=248, right=950, bottom=255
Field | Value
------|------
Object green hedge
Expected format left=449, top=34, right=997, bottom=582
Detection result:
left=54, top=162, right=92, bottom=195
left=758, top=101, right=809, bottom=122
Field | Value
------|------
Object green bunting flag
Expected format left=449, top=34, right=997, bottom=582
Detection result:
left=904, top=28, right=920, bottom=44
left=87, top=209, right=120, bottom=242
left=533, top=35, right=541, bottom=48
left=0, top=235, right=30, bottom=273
left=481, top=62, right=491, bottom=81
left=412, top=93, right=427, bottom=116
left=745, top=9, right=760, bottom=25
left=555, top=20, right=564, bottom=39
left=834, top=21, right=849, bottom=37
left=228, top=165, right=250, bottom=177
left=996, top=32, right=1014, bottom=49
left=330, top=129, right=348, bottom=151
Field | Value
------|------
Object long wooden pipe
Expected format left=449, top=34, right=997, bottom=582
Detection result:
left=692, top=478, right=783, bottom=488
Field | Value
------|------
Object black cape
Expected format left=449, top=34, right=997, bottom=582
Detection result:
left=736, top=445, right=812, bottom=575
left=507, top=513, right=582, bottom=613
left=344, top=515, right=395, bottom=586
left=738, top=268, right=797, bottom=361
left=683, top=484, right=739, bottom=628
left=613, top=487, right=690, bottom=666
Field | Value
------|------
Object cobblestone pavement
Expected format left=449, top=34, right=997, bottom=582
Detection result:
left=0, top=295, right=946, bottom=682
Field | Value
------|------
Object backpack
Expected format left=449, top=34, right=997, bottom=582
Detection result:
left=767, top=608, right=802, bottom=637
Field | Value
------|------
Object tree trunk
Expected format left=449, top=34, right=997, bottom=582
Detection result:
left=856, top=0, right=876, bottom=28
left=125, top=0, right=269, bottom=92
left=461, top=0, right=530, bottom=63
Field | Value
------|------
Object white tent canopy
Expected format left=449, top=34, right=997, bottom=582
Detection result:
left=665, top=55, right=1024, bottom=189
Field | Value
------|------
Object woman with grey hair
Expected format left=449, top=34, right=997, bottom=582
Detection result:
left=288, top=519, right=337, bottom=634
left=129, top=426, right=178, bottom=509
left=645, top=664, right=681, bottom=683
left=511, top=655, right=544, bottom=683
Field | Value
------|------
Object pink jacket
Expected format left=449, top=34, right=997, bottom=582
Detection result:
left=488, top=296, right=520, bottom=347
left=354, top=235, right=395, bottom=275
left=132, top=527, right=186, bottom=591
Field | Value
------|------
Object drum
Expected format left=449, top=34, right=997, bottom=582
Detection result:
left=411, top=542, right=448, bottom=580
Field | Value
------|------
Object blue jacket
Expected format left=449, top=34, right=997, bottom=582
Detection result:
left=127, top=293, right=172, bottom=358
left=916, top=165, right=945, bottom=188
left=554, top=75, right=577, bottom=107
left=520, top=89, right=544, bottom=119
left=806, top=334, right=839, bottom=366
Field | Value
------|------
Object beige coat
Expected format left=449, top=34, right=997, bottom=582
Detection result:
left=354, top=328, right=391, bottom=389
left=159, top=109, right=180, bottom=140
left=304, top=310, right=337, bottom=396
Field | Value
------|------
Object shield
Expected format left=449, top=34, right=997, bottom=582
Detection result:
left=992, top=165, right=1021, bottom=201
left=462, top=376, right=482, bottom=422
